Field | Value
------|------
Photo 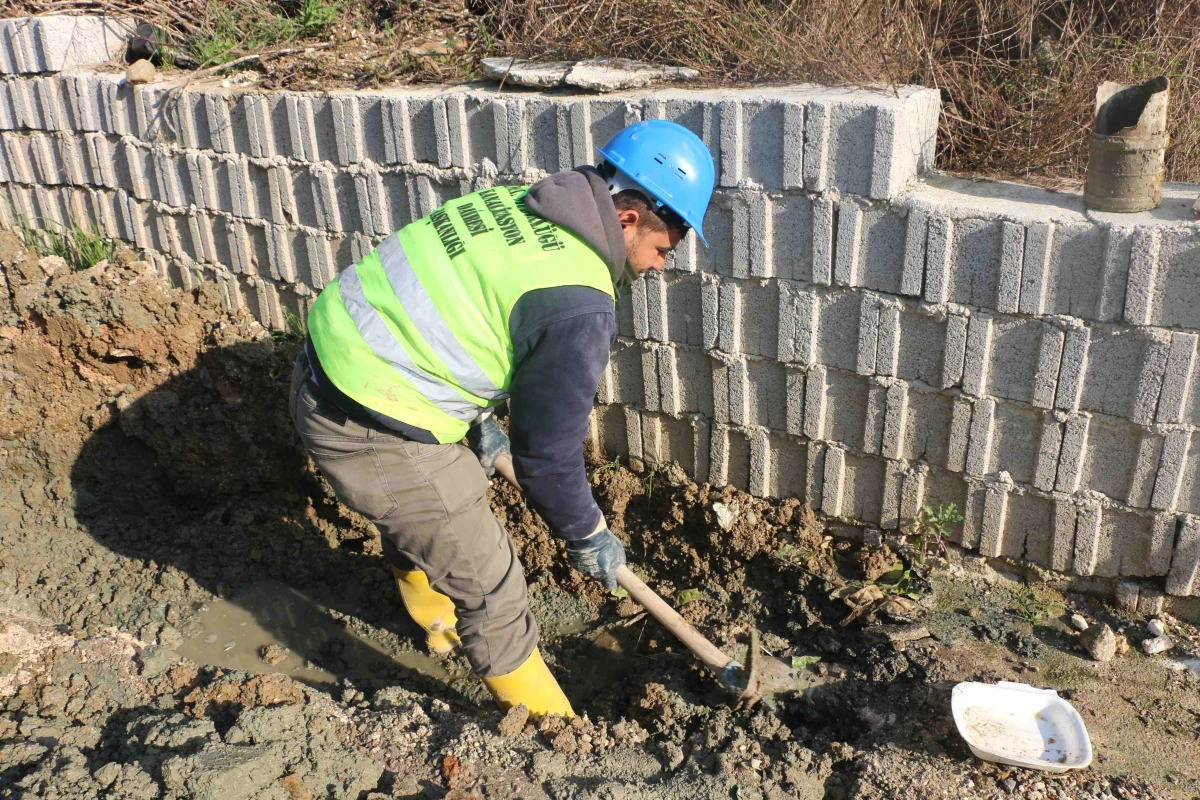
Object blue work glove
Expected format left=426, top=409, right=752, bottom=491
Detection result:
left=466, top=414, right=510, bottom=477
left=564, top=528, right=627, bottom=590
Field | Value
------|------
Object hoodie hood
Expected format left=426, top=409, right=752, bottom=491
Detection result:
left=523, top=167, right=626, bottom=285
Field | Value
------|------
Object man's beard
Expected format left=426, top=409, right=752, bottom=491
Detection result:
left=613, top=260, right=640, bottom=290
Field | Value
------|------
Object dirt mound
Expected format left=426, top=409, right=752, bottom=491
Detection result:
left=1, top=234, right=1192, bottom=798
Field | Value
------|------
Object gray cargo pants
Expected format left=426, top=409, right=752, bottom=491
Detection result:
left=288, top=351, right=538, bottom=677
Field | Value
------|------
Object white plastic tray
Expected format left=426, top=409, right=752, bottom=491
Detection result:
left=951, top=681, right=1093, bottom=773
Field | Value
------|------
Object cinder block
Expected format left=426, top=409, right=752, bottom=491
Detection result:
left=874, top=301, right=901, bottom=377
left=1123, top=227, right=1159, bottom=326
left=899, top=208, right=928, bottom=296
left=303, top=232, right=336, bottom=290
left=785, top=367, right=805, bottom=436
left=977, top=316, right=1063, bottom=406
left=1160, top=429, right=1199, bottom=514
left=1003, top=490, right=1056, bottom=566
left=33, top=76, right=68, bottom=131
left=1071, top=497, right=1103, bottom=576
left=1157, top=332, right=1198, bottom=424
left=1018, top=222, right=1054, bottom=315
left=833, top=196, right=865, bottom=287
left=990, top=401, right=1054, bottom=487
left=708, top=424, right=730, bottom=487
left=948, top=218, right=1003, bottom=308
left=766, top=194, right=813, bottom=282
left=658, top=271, right=704, bottom=346
left=658, top=346, right=713, bottom=418
left=1051, top=497, right=1077, bottom=572
left=961, top=312, right=992, bottom=397
left=764, top=432, right=807, bottom=500
left=821, top=368, right=872, bottom=451
left=891, top=383, right=952, bottom=467
left=1147, top=226, right=1200, bottom=329
left=996, top=221, right=1025, bottom=313
left=745, top=358, right=788, bottom=431
left=964, top=396, right=995, bottom=477
left=5, top=15, right=128, bottom=73
left=605, top=339, right=646, bottom=408
left=1033, top=412, right=1065, bottom=491
left=856, top=293, right=880, bottom=375
left=978, top=477, right=1012, bottom=557
left=1054, top=412, right=1090, bottom=494
left=811, top=194, right=834, bottom=285
left=863, top=379, right=887, bottom=455
left=776, top=280, right=818, bottom=365
left=642, top=344, right=661, bottom=412
left=1077, top=326, right=1170, bottom=425
left=814, top=290, right=865, bottom=372
left=880, top=380, right=909, bottom=460
left=1166, top=516, right=1200, bottom=596
left=1077, top=418, right=1162, bottom=508
left=923, top=216, right=953, bottom=303
left=822, top=445, right=846, bottom=517
left=719, top=278, right=778, bottom=358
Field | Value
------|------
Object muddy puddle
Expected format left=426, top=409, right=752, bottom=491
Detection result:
left=178, top=579, right=448, bottom=686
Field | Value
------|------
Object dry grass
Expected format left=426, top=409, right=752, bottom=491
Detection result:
left=483, top=0, right=1200, bottom=183
left=5, top=0, right=1200, bottom=181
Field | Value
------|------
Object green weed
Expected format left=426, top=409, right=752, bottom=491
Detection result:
left=270, top=309, right=308, bottom=343
left=906, top=503, right=964, bottom=564
left=873, top=561, right=921, bottom=600
left=15, top=217, right=116, bottom=273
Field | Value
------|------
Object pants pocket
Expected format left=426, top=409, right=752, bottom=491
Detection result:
left=307, top=446, right=399, bottom=521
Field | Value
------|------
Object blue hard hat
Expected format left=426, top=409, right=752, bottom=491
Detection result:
left=596, top=120, right=715, bottom=246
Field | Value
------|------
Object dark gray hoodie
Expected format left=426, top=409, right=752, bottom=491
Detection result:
left=306, top=167, right=624, bottom=540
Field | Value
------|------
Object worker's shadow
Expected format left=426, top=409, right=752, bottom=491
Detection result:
left=68, top=338, right=475, bottom=706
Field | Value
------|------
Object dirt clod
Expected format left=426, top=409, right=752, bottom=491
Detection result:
left=498, top=703, right=530, bottom=737
left=1081, top=622, right=1118, bottom=662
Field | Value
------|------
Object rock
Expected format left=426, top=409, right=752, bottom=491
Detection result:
left=1115, top=582, right=1139, bottom=612
left=564, top=58, right=699, bottom=92
left=712, top=502, right=739, bottom=531
left=498, top=704, right=530, bottom=737
left=1070, top=614, right=1089, bottom=631
left=480, top=57, right=572, bottom=87
left=38, top=256, right=66, bottom=277
left=1141, top=634, right=1173, bottom=655
left=160, top=742, right=286, bottom=800
left=1193, top=195, right=1199, bottom=217
left=1079, top=622, right=1117, bottom=662
left=1114, top=634, right=1130, bottom=655
left=1147, top=618, right=1165, bottom=636
left=126, top=58, right=156, bottom=85
left=480, top=56, right=699, bottom=92
left=260, top=644, right=288, bottom=665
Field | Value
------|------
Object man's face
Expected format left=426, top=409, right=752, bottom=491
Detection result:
left=618, top=209, right=684, bottom=283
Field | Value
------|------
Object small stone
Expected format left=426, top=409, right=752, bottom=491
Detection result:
left=126, top=59, right=156, bottom=85
left=1079, top=622, right=1117, bottom=662
left=967, top=608, right=980, bottom=618
left=223, top=641, right=236, bottom=651
left=1141, top=634, right=1173, bottom=655
left=1115, top=582, right=1140, bottom=612
left=1147, top=618, right=1165, bottom=636
left=1070, top=614, right=1089, bottom=632
left=204, top=634, right=217, bottom=644
left=1114, top=635, right=1130, bottom=655
left=497, top=704, right=530, bottom=737
left=260, top=644, right=289, bottom=665
left=712, top=502, right=739, bottom=531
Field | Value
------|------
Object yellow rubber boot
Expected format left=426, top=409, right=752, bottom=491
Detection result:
left=392, top=568, right=460, bottom=655
left=483, top=648, right=575, bottom=719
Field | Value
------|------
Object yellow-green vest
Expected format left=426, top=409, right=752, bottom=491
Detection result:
left=307, top=185, right=616, bottom=443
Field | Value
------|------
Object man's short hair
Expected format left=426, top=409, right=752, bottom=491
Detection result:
left=599, top=162, right=687, bottom=235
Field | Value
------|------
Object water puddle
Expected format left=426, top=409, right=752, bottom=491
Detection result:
left=179, top=580, right=447, bottom=685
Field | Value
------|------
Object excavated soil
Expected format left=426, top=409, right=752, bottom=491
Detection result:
left=2, top=233, right=1199, bottom=800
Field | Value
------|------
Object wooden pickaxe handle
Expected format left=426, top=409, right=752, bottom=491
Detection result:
left=492, top=455, right=747, bottom=690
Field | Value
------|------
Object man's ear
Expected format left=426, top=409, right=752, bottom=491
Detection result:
left=616, top=208, right=640, bottom=230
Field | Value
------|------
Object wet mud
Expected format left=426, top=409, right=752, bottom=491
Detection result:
left=1, top=234, right=1198, bottom=799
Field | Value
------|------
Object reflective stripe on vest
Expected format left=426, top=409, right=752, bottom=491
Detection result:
left=337, top=263, right=482, bottom=423
left=307, top=185, right=616, bottom=443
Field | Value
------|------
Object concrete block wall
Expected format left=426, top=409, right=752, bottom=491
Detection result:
left=1, top=58, right=1199, bottom=598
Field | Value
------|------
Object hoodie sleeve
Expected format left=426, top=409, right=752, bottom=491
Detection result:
left=507, top=286, right=615, bottom=540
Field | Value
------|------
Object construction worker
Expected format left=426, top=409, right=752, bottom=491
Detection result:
left=288, top=120, right=715, bottom=717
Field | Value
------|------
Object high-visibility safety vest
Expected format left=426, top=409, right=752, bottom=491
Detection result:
left=307, top=185, right=616, bottom=444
